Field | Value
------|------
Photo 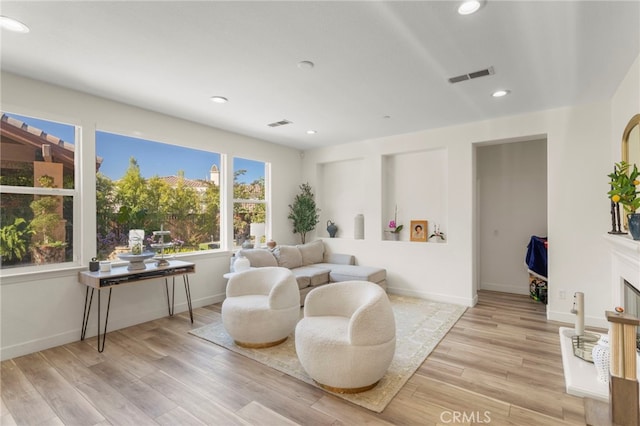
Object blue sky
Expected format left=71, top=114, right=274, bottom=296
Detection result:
left=6, top=113, right=264, bottom=183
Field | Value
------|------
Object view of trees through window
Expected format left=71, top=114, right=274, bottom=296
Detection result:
left=96, top=132, right=222, bottom=260
left=95, top=132, right=267, bottom=260
left=233, top=158, right=267, bottom=249
left=0, top=112, right=269, bottom=270
left=0, top=112, right=76, bottom=269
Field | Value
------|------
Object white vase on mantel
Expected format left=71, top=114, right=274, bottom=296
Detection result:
left=591, top=335, right=610, bottom=383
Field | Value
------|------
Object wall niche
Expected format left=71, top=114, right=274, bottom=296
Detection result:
left=317, top=157, right=365, bottom=239
left=382, top=148, right=448, bottom=242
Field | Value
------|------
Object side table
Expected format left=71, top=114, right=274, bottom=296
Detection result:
left=78, top=259, right=195, bottom=352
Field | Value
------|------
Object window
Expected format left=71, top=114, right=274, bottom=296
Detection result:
left=0, top=112, right=77, bottom=269
left=95, top=131, right=221, bottom=260
left=233, top=157, right=268, bottom=248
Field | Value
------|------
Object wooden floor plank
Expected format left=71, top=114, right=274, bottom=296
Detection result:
left=141, top=369, right=253, bottom=425
left=11, top=353, right=106, bottom=425
left=37, top=346, right=157, bottom=425
left=1, top=290, right=587, bottom=425
left=0, top=360, right=62, bottom=426
left=154, top=406, right=209, bottom=426
left=236, top=401, right=301, bottom=426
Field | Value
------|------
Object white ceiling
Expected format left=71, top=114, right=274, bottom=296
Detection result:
left=1, top=1, right=639, bottom=150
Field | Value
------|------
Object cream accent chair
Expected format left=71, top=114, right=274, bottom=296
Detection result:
left=222, top=267, right=300, bottom=348
left=295, top=281, right=396, bottom=393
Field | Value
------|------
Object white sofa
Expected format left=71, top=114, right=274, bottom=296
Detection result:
left=233, top=240, right=387, bottom=306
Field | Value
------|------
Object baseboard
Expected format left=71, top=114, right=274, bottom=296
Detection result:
left=0, top=293, right=225, bottom=361
left=548, top=310, right=608, bottom=329
left=480, top=282, right=529, bottom=295
left=387, top=286, right=475, bottom=307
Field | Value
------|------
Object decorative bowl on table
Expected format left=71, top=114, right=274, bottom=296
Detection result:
left=117, top=252, right=156, bottom=271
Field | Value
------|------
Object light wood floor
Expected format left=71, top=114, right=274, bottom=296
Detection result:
left=2, top=290, right=591, bottom=425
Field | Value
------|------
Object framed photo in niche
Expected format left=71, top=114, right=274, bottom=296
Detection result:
left=410, top=220, right=428, bottom=242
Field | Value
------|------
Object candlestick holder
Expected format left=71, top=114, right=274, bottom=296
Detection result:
left=151, top=226, right=173, bottom=266
left=609, top=201, right=627, bottom=234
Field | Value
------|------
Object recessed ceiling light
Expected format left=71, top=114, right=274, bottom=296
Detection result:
left=492, top=89, right=510, bottom=98
left=0, top=16, right=30, bottom=33
left=458, top=0, right=482, bottom=15
left=297, top=60, right=315, bottom=70
left=210, top=96, right=228, bottom=104
left=306, top=130, right=317, bottom=135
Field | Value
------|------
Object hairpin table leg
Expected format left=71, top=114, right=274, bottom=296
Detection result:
left=183, top=274, right=193, bottom=323
left=80, top=287, right=94, bottom=341
left=96, top=288, right=112, bottom=353
left=165, top=276, right=176, bottom=316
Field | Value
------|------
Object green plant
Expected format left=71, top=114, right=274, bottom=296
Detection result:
left=288, top=183, right=320, bottom=244
left=0, top=218, right=34, bottom=261
left=608, top=161, right=640, bottom=215
left=29, top=175, right=66, bottom=247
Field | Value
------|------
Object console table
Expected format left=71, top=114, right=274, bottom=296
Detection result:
left=78, top=259, right=195, bottom=352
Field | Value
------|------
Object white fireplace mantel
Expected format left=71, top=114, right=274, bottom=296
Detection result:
left=603, top=233, right=640, bottom=306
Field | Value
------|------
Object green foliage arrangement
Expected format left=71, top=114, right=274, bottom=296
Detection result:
left=608, top=161, right=640, bottom=215
left=288, top=183, right=320, bottom=244
left=29, top=175, right=66, bottom=247
left=0, top=218, right=33, bottom=261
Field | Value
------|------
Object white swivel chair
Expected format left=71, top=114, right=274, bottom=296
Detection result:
left=222, top=267, right=300, bottom=348
left=295, top=281, right=396, bottom=393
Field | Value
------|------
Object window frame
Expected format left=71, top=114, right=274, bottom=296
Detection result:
left=94, top=129, right=225, bottom=260
left=232, top=159, right=271, bottom=248
left=0, top=117, right=81, bottom=275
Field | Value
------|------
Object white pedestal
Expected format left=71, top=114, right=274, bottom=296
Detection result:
left=559, top=327, right=608, bottom=401
left=560, top=327, right=640, bottom=402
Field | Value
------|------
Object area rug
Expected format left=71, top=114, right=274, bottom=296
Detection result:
left=189, top=294, right=466, bottom=413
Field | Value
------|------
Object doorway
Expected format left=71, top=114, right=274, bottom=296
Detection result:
left=475, top=137, right=548, bottom=295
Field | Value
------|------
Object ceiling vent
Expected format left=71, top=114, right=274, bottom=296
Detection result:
left=448, top=66, right=494, bottom=84
left=267, top=119, right=293, bottom=127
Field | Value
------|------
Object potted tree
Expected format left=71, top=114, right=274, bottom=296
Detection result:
left=608, top=161, right=640, bottom=240
left=29, top=175, right=66, bottom=264
left=288, top=183, right=320, bottom=244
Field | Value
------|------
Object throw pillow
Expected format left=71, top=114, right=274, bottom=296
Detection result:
left=273, top=245, right=303, bottom=269
left=297, top=239, right=325, bottom=266
left=237, top=249, right=277, bottom=267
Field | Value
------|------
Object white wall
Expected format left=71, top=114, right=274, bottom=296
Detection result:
left=609, top=54, right=640, bottom=313
left=611, top=55, right=640, bottom=162
left=477, top=139, right=548, bottom=295
left=317, top=157, right=366, bottom=240
left=316, top=149, right=448, bottom=241
left=303, top=101, right=613, bottom=327
left=382, top=149, right=448, bottom=241
left=0, top=72, right=303, bottom=360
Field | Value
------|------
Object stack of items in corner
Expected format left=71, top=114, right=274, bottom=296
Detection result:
left=526, top=235, right=548, bottom=304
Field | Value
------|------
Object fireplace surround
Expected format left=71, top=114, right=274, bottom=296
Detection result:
left=624, top=280, right=640, bottom=350
left=559, top=234, right=640, bottom=400
left=605, top=234, right=640, bottom=307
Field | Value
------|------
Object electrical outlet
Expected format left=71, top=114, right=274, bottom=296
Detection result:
left=559, top=290, right=566, bottom=300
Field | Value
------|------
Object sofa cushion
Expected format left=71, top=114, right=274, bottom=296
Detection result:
left=237, top=249, right=277, bottom=267
left=317, top=264, right=386, bottom=284
left=273, top=245, right=303, bottom=269
left=291, top=266, right=331, bottom=289
left=297, top=240, right=325, bottom=266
